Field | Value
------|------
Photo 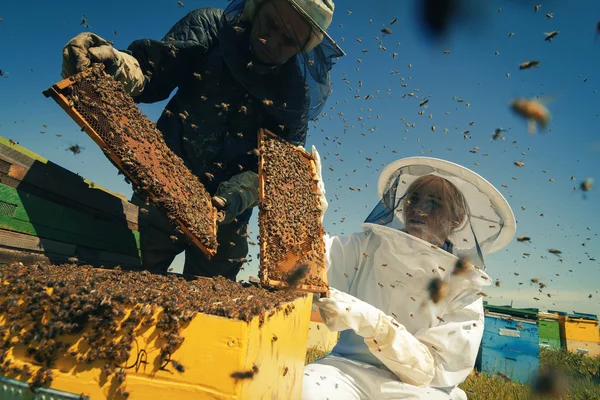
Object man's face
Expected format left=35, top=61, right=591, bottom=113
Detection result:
left=403, top=181, right=455, bottom=245
left=250, top=0, right=312, bottom=65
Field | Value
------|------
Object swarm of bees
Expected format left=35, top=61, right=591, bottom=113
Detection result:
left=0, top=262, right=301, bottom=393
left=56, top=65, right=218, bottom=255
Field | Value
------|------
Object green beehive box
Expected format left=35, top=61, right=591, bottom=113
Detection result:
left=538, top=313, right=561, bottom=350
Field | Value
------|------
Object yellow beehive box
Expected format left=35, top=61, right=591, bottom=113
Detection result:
left=564, top=316, right=600, bottom=342
left=0, top=264, right=313, bottom=399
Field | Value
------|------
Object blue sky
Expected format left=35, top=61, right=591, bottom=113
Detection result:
left=0, top=0, right=599, bottom=315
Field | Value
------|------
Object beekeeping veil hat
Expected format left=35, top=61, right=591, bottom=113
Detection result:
left=365, top=157, right=516, bottom=268
left=220, top=0, right=344, bottom=123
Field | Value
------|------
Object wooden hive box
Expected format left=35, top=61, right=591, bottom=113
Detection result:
left=0, top=136, right=141, bottom=269
left=0, top=265, right=312, bottom=399
left=538, top=312, right=561, bottom=350
left=479, top=311, right=540, bottom=384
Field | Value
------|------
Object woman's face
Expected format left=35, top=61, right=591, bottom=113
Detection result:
left=250, top=0, right=312, bottom=65
left=403, top=180, right=457, bottom=245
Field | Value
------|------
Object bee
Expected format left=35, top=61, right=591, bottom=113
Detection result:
left=164, top=109, right=173, bottom=117
left=519, top=60, right=540, bottom=70
left=410, top=297, right=416, bottom=301
left=193, top=72, right=201, bottom=80
left=531, top=278, right=539, bottom=283
left=205, top=172, right=214, bottom=181
left=246, top=61, right=253, bottom=69
left=545, top=13, right=553, bottom=19
left=171, top=360, right=185, bottom=373
left=283, top=367, right=289, bottom=376
left=581, top=178, right=593, bottom=192
left=406, top=273, right=413, bottom=278
left=67, top=144, right=83, bottom=155
left=263, top=99, right=273, bottom=106
left=477, top=292, right=488, bottom=297
left=419, top=99, right=429, bottom=107
left=514, top=161, right=525, bottom=167
left=548, top=249, right=562, bottom=255
left=517, top=236, right=531, bottom=242
left=285, top=264, right=308, bottom=287
left=239, top=105, right=248, bottom=114
left=390, top=17, right=397, bottom=25
left=381, top=27, right=392, bottom=35
left=544, top=31, right=559, bottom=42
left=377, top=282, right=384, bottom=289
left=436, top=316, right=445, bottom=323
left=177, top=1, right=185, bottom=7
left=427, top=278, right=448, bottom=304
left=510, top=98, right=550, bottom=133
left=8, top=138, right=17, bottom=145
left=495, top=280, right=501, bottom=287
left=233, top=26, right=245, bottom=33
left=497, top=372, right=511, bottom=381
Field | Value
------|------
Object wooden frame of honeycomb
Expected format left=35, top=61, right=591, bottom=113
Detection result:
left=43, top=65, right=217, bottom=257
left=258, top=129, right=328, bottom=295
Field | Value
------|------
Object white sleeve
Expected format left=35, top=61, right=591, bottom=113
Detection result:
left=324, top=233, right=364, bottom=293
left=363, top=290, right=484, bottom=388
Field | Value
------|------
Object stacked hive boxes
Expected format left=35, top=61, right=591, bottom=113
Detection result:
left=550, top=310, right=600, bottom=357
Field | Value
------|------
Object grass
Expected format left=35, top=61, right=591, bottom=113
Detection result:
left=304, top=347, right=600, bottom=399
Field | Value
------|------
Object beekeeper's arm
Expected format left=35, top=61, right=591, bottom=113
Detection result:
left=316, top=288, right=484, bottom=387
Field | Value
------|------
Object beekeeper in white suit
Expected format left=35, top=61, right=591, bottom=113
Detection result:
left=303, top=156, right=516, bottom=399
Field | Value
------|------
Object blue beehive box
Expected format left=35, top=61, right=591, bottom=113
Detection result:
left=479, top=311, right=540, bottom=383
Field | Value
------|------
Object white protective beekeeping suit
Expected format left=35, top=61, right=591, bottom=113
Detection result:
left=303, top=157, right=516, bottom=400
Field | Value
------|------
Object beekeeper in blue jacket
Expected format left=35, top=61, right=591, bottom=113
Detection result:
left=304, top=157, right=516, bottom=399
left=60, top=0, right=344, bottom=279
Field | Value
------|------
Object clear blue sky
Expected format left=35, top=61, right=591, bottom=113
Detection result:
left=1, top=0, right=599, bottom=315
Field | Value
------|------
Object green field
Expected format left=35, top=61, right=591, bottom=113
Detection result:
left=305, top=348, right=600, bottom=399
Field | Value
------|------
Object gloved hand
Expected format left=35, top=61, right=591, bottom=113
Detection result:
left=61, top=32, right=146, bottom=96
left=315, top=287, right=383, bottom=338
left=213, top=171, right=259, bottom=225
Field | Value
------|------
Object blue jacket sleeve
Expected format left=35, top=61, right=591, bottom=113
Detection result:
left=127, top=8, right=223, bottom=104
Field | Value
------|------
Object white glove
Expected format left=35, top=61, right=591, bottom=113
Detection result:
left=310, top=145, right=328, bottom=220
left=61, top=32, right=146, bottom=96
left=315, top=288, right=382, bottom=338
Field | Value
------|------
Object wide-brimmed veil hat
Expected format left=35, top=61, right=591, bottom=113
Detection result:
left=365, top=157, right=517, bottom=268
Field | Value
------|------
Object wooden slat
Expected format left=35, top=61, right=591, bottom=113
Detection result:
left=0, top=229, right=76, bottom=256
left=0, top=144, right=138, bottom=228
left=0, top=229, right=141, bottom=268
left=0, top=184, right=140, bottom=256
left=0, top=247, right=141, bottom=269
left=0, top=136, right=126, bottom=201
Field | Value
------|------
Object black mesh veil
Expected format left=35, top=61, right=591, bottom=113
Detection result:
left=220, top=0, right=344, bottom=122
left=365, top=159, right=517, bottom=269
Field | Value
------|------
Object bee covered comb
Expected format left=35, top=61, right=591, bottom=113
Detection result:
left=43, top=64, right=218, bottom=257
left=258, top=129, right=328, bottom=295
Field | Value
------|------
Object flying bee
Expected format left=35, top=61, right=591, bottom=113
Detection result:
left=171, top=360, right=185, bottom=373
left=427, top=277, right=448, bottom=304
left=544, top=31, right=559, bottom=42
left=233, top=26, right=245, bottom=33
left=510, top=98, right=550, bottom=133
left=519, top=60, right=540, bottom=70
left=231, top=370, right=255, bottom=380
left=517, top=236, right=531, bottom=242
left=381, top=27, right=392, bottom=35
left=263, top=99, right=273, bottom=106
left=514, top=161, right=525, bottom=167
left=177, top=1, right=185, bottom=7
left=419, top=99, right=429, bottom=107
left=453, top=257, right=473, bottom=276
left=67, top=144, right=83, bottom=155
left=548, top=248, right=562, bottom=255
left=390, top=17, right=397, bottom=25
left=258, top=38, right=267, bottom=44
left=192, top=72, right=201, bottom=80
left=581, top=178, right=593, bottom=191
